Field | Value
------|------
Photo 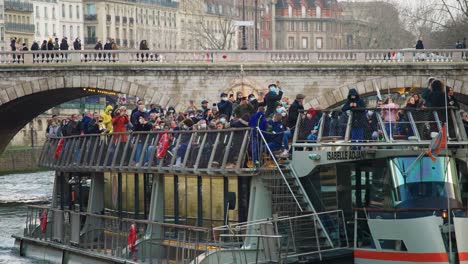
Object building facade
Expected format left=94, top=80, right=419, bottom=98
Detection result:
left=5, top=0, right=34, bottom=48
left=274, top=0, right=344, bottom=50
left=83, top=0, right=178, bottom=49
left=0, top=0, right=6, bottom=51
left=32, top=0, right=59, bottom=42
left=59, top=0, right=83, bottom=44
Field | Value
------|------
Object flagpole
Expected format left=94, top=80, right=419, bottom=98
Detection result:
left=444, top=76, right=452, bottom=263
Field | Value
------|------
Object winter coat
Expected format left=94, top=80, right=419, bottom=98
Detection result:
left=101, top=105, right=114, bottom=133
left=249, top=112, right=267, bottom=131
left=60, top=40, right=69, bottom=50
left=31, top=43, right=39, bottom=51
left=112, top=115, right=129, bottom=142
left=381, top=103, right=399, bottom=122
left=217, top=100, right=233, bottom=119
left=264, top=90, right=283, bottom=117
left=341, top=88, right=367, bottom=128
left=287, top=99, right=304, bottom=129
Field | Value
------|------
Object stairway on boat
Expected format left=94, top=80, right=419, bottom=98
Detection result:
left=261, top=161, right=348, bottom=261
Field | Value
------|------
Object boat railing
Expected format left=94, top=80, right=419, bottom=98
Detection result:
left=39, top=127, right=263, bottom=174
left=23, top=205, right=216, bottom=263
left=293, top=107, right=467, bottom=148
left=213, top=209, right=349, bottom=261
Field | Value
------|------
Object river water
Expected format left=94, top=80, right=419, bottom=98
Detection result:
left=0, top=171, right=54, bottom=264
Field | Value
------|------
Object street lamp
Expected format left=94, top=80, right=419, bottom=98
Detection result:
left=241, top=0, right=247, bottom=50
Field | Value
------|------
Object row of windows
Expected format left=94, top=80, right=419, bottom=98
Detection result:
left=288, top=36, right=323, bottom=49
left=34, top=4, right=80, bottom=20
left=287, top=21, right=343, bottom=34
left=36, top=22, right=80, bottom=40
left=286, top=36, right=343, bottom=49
left=6, top=14, right=31, bottom=24
left=288, top=5, right=322, bottom=18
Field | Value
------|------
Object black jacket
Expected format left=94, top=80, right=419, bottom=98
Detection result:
left=31, top=42, right=39, bottom=51
left=60, top=40, right=69, bottom=50
left=341, top=88, right=367, bottom=128
left=217, top=100, right=233, bottom=119
left=264, top=90, right=283, bottom=116
left=287, top=99, right=304, bottom=129
left=73, top=40, right=81, bottom=50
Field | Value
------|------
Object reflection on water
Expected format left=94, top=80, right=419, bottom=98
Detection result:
left=0, top=171, right=54, bottom=264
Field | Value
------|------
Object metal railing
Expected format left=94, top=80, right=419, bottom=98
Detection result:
left=256, top=127, right=302, bottom=211
left=293, top=107, right=467, bottom=147
left=0, top=49, right=466, bottom=65
left=24, top=205, right=213, bottom=263
left=39, top=128, right=255, bottom=174
left=214, top=210, right=349, bottom=261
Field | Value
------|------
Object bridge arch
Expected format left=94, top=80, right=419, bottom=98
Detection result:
left=0, top=76, right=165, bottom=152
left=308, top=76, right=468, bottom=109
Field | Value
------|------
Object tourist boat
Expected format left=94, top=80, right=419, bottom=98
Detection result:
left=13, top=105, right=468, bottom=264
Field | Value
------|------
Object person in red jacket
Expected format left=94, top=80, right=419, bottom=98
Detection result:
left=112, top=106, right=129, bottom=143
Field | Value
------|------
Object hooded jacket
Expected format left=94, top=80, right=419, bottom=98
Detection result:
left=287, top=99, right=304, bottom=129
left=101, top=105, right=114, bottom=133
left=341, top=88, right=366, bottom=128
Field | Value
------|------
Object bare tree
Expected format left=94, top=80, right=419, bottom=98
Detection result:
left=192, top=11, right=237, bottom=50
left=398, top=0, right=468, bottom=48
left=180, top=0, right=238, bottom=50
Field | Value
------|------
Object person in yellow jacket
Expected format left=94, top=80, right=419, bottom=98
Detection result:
left=101, top=105, right=113, bottom=133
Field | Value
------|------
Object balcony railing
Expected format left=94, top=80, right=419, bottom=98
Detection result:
left=0, top=49, right=466, bottom=65
left=292, top=107, right=467, bottom=147
left=5, top=0, right=33, bottom=11
left=39, top=128, right=259, bottom=174
left=84, top=14, right=97, bottom=21
left=5, top=23, right=34, bottom=33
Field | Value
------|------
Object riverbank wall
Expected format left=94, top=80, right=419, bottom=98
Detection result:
left=0, top=147, right=43, bottom=175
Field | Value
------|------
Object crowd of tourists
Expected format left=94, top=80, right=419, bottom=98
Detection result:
left=45, top=78, right=467, bottom=166
left=337, top=77, right=465, bottom=144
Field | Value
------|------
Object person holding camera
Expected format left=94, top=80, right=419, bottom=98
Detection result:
left=112, top=106, right=130, bottom=143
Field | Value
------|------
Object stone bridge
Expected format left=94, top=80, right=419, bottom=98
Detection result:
left=0, top=49, right=467, bottom=152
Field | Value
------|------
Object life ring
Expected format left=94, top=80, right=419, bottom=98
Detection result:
left=128, top=224, right=137, bottom=251
left=156, top=133, right=169, bottom=159
left=40, top=209, right=48, bottom=233
left=54, top=138, right=64, bottom=159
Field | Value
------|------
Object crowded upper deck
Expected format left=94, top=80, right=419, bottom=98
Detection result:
left=39, top=77, right=468, bottom=172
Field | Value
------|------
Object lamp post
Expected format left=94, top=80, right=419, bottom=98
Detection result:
left=254, top=0, right=258, bottom=50
left=241, top=0, right=247, bottom=50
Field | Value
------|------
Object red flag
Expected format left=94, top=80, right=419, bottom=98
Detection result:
left=426, top=124, right=447, bottom=162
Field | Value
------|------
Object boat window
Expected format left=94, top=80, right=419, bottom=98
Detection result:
left=390, top=157, right=460, bottom=203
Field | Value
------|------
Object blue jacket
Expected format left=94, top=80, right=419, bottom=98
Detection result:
left=249, top=112, right=267, bottom=131
left=217, top=100, right=233, bottom=119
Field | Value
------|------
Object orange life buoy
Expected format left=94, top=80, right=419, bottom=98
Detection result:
left=128, top=224, right=137, bottom=251
left=156, top=133, right=169, bottom=159
left=54, top=138, right=64, bottom=159
left=40, top=209, right=48, bottom=233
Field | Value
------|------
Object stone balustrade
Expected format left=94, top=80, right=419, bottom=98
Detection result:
left=0, top=49, right=466, bottom=65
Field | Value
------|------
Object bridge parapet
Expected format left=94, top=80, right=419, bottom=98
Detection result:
left=1, top=49, right=467, bottom=65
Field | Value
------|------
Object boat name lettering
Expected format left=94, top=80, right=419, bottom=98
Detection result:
left=327, top=151, right=364, bottom=160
